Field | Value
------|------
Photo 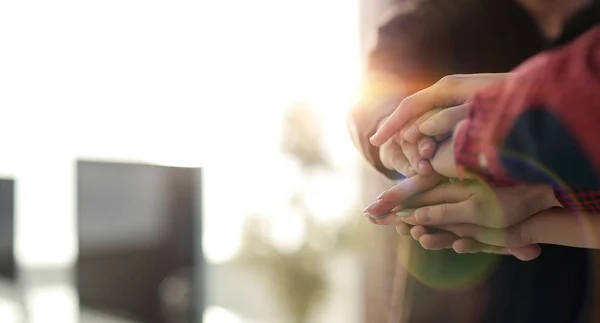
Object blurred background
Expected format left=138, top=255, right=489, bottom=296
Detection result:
left=0, top=0, right=401, bottom=322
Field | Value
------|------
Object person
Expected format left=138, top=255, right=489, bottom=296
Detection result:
left=350, top=0, right=597, bottom=321
left=367, top=2, right=600, bottom=252
left=368, top=25, right=600, bottom=251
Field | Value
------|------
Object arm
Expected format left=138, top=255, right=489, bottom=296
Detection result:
left=453, top=26, right=600, bottom=208
left=529, top=208, right=600, bottom=249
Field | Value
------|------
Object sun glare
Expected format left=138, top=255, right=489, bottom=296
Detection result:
left=0, top=0, right=361, bottom=267
left=200, top=0, right=361, bottom=264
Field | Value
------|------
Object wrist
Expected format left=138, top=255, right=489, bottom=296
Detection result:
left=526, top=208, right=600, bottom=248
left=527, top=185, right=563, bottom=216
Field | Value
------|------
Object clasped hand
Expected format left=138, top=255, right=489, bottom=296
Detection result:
left=365, top=74, right=560, bottom=261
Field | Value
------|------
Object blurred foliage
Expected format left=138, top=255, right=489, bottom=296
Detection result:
left=237, top=100, right=359, bottom=323
left=238, top=210, right=326, bottom=323
left=280, top=100, right=331, bottom=172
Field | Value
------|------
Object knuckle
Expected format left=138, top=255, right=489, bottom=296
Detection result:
left=438, top=75, right=459, bottom=88
left=400, top=94, right=415, bottom=109
left=506, top=225, right=532, bottom=246
left=435, top=204, right=448, bottom=220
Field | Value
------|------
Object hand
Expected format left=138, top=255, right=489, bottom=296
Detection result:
left=399, top=183, right=562, bottom=261
left=366, top=179, right=561, bottom=261
left=379, top=110, right=440, bottom=176
left=396, top=181, right=560, bottom=229
left=369, top=73, right=508, bottom=146
left=439, top=208, right=600, bottom=251
left=363, top=173, right=445, bottom=223
left=408, top=222, right=543, bottom=261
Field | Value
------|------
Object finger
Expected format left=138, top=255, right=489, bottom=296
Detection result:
left=507, top=245, right=542, bottom=261
left=395, top=123, right=413, bottom=145
left=375, top=213, right=403, bottom=226
left=404, top=109, right=441, bottom=143
left=419, top=104, right=470, bottom=137
left=430, top=138, right=459, bottom=178
left=410, top=225, right=428, bottom=241
left=375, top=208, right=416, bottom=226
left=380, top=140, right=415, bottom=177
left=413, top=201, right=478, bottom=226
left=418, top=137, right=437, bottom=159
left=419, top=232, right=458, bottom=250
left=417, top=159, right=434, bottom=175
left=452, top=238, right=493, bottom=253
left=365, top=211, right=398, bottom=225
left=363, top=199, right=397, bottom=217
left=397, top=213, right=418, bottom=226
left=402, top=181, right=473, bottom=208
left=452, top=238, right=524, bottom=258
left=401, top=140, right=422, bottom=175
left=434, top=133, right=451, bottom=142
left=452, top=238, right=541, bottom=260
left=441, top=223, right=532, bottom=248
left=451, top=238, right=509, bottom=255
left=396, top=222, right=413, bottom=236
left=370, top=76, right=471, bottom=146
left=378, top=173, right=444, bottom=203
left=366, top=216, right=379, bottom=225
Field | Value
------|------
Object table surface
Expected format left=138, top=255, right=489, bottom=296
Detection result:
left=0, top=271, right=140, bottom=323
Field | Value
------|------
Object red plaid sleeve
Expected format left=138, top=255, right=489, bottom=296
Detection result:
left=454, top=26, right=600, bottom=210
left=555, top=189, right=600, bottom=212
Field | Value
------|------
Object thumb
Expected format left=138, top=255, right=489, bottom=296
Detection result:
left=419, top=104, right=469, bottom=137
left=378, top=173, right=443, bottom=203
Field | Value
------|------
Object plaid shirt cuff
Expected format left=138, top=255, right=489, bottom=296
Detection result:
left=554, top=188, right=600, bottom=212
left=453, top=96, right=518, bottom=187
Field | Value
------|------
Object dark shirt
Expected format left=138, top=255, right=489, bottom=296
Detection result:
left=349, top=0, right=543, bottom=178
left=355, top=1, right=598, bottom=322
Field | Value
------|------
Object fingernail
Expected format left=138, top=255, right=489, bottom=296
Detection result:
left=363, top=201, right=378, bottom=213
left=369, top=135, right=379, bottom=145
left=396, top=211, right=411, bottom=217
left=417, top=160, right=430, bottom=174
left=405, top=165, right=415, bottom=175
left=377, top=189, right=389, bottom=200
left=415, top=208, right=430, bottom=223
left=390, top=205, right=403, bottom=213
left=420, top=142, right=432, bottom=155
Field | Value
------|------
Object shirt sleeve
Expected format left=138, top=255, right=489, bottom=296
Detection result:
left=454, top=26, right=600, bottom=210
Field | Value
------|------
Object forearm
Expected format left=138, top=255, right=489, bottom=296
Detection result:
left=529, top=208, right=600, bottom=248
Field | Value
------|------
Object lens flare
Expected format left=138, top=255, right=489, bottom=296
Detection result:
left=393, top=148, right=599, bottom=290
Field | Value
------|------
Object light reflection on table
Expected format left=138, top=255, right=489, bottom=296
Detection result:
left=0, top=272, right=140, bottom=323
